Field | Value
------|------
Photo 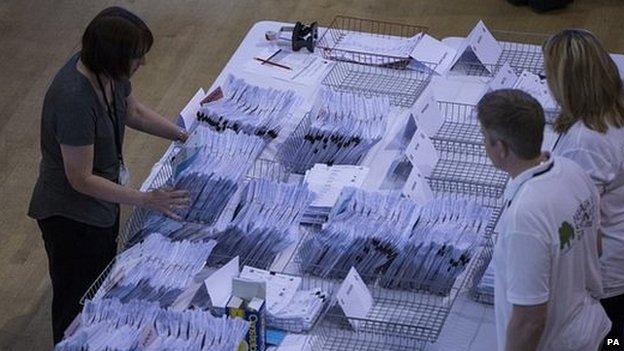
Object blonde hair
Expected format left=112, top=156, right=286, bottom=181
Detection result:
left=543, top=29, right=624, bottom=133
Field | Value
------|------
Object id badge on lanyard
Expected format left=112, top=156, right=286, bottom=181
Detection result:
left=119, top=162, right=131, bottom=186
left=97, top=75, right=129, bottom=186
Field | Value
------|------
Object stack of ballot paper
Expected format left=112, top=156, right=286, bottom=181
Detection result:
left=56, top=298, right=249, bottom=351
left=300, top=188, right=421, bottom=281
left=380, top=196, right=490, bottom=295
left=299, top=189, right=490, bottom=295
left=171, top=128, right=265, bottom=225
left=301, top=164, right=370, bottom=224
left=128, top=212, right=217, bottom=246
left=278, top=88, right=390, bottom=173
left=197, top=74, right=298, bottom=139
left=207, top=179, right=314, bottom=269
left=240, top=266, right=328, bottom=333
left=95, top=234, right=216, bottom=307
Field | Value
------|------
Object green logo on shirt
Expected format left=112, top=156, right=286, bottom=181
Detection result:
left=559, top=221, right=575, bottom=250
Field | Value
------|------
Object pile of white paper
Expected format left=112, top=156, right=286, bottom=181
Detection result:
left=278, top=88, right=390, bottom=173
left=95, top=234, right=216, bottom=307
left=299, top=188, right=421, bottom=281
left=197, top=74, right=297, bottom=139
left=301, top=164, right=369, bottom=224
left=380, top=196, right=490, bottom=295
left=207, top=178, right=314, bottom=269
left=56, top=298, right=248, bottom=351
left=300, top=189, right=490, bottom=295
left=240, top=266, right=328, bottom=332
left=128, top=212, right=217, bottom=246
left=171, top=128, right=265, bottom=224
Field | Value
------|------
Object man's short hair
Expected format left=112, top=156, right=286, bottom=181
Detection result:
left=81, top=7, right=153, bottom=80
left=477, top=89, right=545, bottom=160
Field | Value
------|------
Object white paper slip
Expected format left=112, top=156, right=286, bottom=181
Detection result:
left=304, top=164, right=370, bottom=208
left=405, top=131, right=439, bottom=177
left=336, top=267, right=374, bottom=330
left=409, top=34, right=457, bottom=75
left=409, top=90, right=444, bottom=136
left=431, top=75, right=489, bottom=105
left=452, top=20, right=503, bottom=71
left=246, top=48, right=333, bottom=85
left=178, top=88, right=206, bottom=133
left=240, top=266, right=301, bottom=313
left=513, top=69, right=557, bottom=110
left=402, top=167, right=433, bottom=204
left=488, top=62, right=518, bottom=91
left=204, top=256, right=240, bottom=309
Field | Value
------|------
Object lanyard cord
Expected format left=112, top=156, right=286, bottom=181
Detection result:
left=95, top=74, right=123, bottom=164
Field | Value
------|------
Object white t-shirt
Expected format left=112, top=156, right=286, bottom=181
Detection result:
left=553, top=121, right=624, bottom=298
left=494, top=156, right=610, bottom=351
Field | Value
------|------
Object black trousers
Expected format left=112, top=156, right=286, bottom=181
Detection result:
left=602, top=293, right=624, bottom=345
left=38, top=215, right=118, bottom=344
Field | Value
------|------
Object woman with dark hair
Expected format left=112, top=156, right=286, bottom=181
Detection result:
left=27, top=7, right=190, bottom=343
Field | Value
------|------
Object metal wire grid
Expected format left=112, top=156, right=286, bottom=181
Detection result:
left=286, top=224, right=490, bottom=345
left=317, top=15, right=430, bottom=69
left=428, top=159, right=507, bottom=198
left=322, top=61, right=433, bottom=107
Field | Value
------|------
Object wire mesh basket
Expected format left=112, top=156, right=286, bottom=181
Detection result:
left=317, top=16, right=436, bottom=107
left=317, top=15, right=429, bottom=69
left=283, top=223, right=490, bottom=345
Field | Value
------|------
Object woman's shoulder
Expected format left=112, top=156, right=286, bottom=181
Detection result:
left=47, top=54, right=91, bottom=98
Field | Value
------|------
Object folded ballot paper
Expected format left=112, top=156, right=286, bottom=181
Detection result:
left=302, top=164, right=369, bottom=224
left=56, top=298, right=249, bottom=351
left=170, top=128, right=265, bottom=225
left=94, top=234, right=215, bottom=308
left=197, top=74, right=298, bottom=139
left=325, top=30, right=422, bottom=65
left=206, top=178, right=315, bottom=269
left=278, top=88, right=391, bottom=174
left=299, top=188, right=490, bottom=295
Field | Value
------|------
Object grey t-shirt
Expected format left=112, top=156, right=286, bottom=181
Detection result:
left=28, top=53, right=132, bottom=228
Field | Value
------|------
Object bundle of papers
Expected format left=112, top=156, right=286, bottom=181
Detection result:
left=240, top=266, right=328, bottom=332
left=207, top=179, right=315, bottom=269
left=56, top=298, right=248, bottom=351
left=300, top=188, right=421, bottom=281
left=278, top=88, right=390, bottom=173
left=96, top=234, right=215, bottom=307
left=171, top=129, right=265, bottom=225
left=299, top=189, right=490, bottom=295
left=380, top=197, right=490, bottom=295
left=128, top=212, right=217, bottom=246
left=301, top=164, right=369, bottom=224
left=197, top=74, right=297, bottom=139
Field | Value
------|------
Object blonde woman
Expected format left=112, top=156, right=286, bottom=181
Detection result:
left=543, top=28, right=624, bottom=343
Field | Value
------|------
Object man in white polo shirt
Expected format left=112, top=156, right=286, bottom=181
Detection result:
left=476, top=89, right=611, bottom=351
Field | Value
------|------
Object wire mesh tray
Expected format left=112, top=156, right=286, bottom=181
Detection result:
left=317, top=15, right=429, bottom=69
left=317, top=16, right=435, bottom=107
left=323, top=61, right=432, bottom=107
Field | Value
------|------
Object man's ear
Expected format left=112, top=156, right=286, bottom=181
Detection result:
left=495, top=139, right=509, bottom=158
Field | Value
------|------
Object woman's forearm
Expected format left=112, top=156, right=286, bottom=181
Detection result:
left=128, top=100, right=183, bottom=141
left=74, top=173, right=146, bottom=206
